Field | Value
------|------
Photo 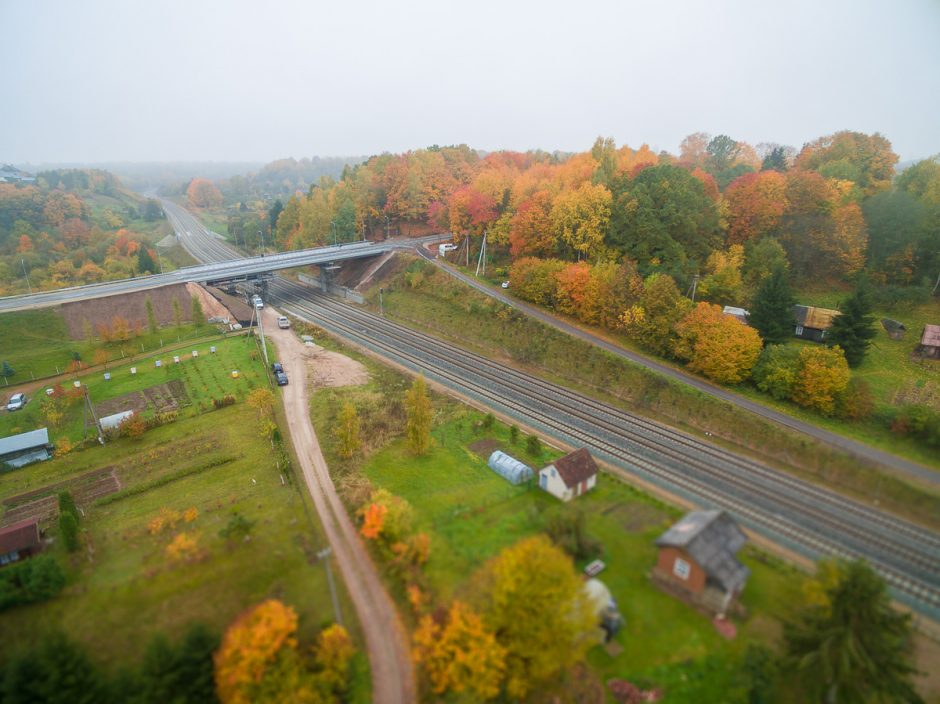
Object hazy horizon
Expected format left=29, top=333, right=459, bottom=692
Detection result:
left=2, top=0, right=939, bottom=165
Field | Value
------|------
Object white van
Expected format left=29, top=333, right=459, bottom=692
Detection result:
left=277, top=316, right=290, bottom=329
left=252, top=295, right=263, bottom=309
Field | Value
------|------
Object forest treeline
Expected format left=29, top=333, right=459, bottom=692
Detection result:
left=237, top=132, right=938, bottom=294
left=0, top=169, right=165, bottom=294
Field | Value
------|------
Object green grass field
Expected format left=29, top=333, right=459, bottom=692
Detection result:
left=307, top=338, right=802, bottom=702
left=0, top=308, right=211, bottom=382
left=0, top=333, right=267, bottom=446
left=0, top=403, right=359, bottom=672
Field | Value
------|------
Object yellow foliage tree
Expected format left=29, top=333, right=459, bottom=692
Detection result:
left=165, top=531, right=202, bottom=564
left=672, top=302, right=763, bottom=384
left=549, top=182, right=611, bottom=260
left=334, top=402, right=361, bottom=459
left=791, top=345, right=851, bottom=415
left=413, top=600, right=506, bottom=700
left=404, top=376, right=432, bottom=455
left=314, top=624, right=356, bottom=694
left=246, top=387, right=275, bottom=420
left=214, top=600, right=300, bottom=704
left=477, top=535, right=595, bottom=698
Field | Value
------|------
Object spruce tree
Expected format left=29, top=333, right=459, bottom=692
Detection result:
left=1, top=360, right=14, bottom=378
left=190, top=295, right=205, bottom=327
left=145, top=297, right=159, bottom=334
left=827, top=280, right=877, bottom=368
left=137, top=246, right=157, bottom=274
left=749, top=266, right=795, bottom=346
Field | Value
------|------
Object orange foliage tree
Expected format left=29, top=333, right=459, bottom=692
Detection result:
left=413, top=600, right=506, bottom=699
left=724, top=171, right=787, bottom=244
left=187, top=178, right=223, bottom=208
left=672, top=302, right=763, bottom=384
left=359, top=502, right=387, bottom=540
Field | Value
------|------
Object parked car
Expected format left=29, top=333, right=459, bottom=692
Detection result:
left=277, top=316, right=290, bottom=329
left=275, top=371, right=289, bottom=386
left=6, top=393, right=26, bottom=412
left=501, top=281, right=510, bottom=289
left=252, top=295, right=264, bottom=309
left=271, top=362, right=284, bottom=374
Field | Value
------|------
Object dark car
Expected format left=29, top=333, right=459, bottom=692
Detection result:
left=271, top=362, right=284, bottom=374
left=275, top=371, right=289, bottom=386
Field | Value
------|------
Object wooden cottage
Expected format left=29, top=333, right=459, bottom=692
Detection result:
left=916, top=324, right=940, bottom=360
left=793, top=305, right=840, bottom=342
left=538, top=448, right=598, bottom=502
left=653, top=510, right=749, bottom=616
left=0, top=518, right=43, bottom=567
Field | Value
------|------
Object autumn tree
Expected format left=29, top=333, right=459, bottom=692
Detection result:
left=172, top=298, right=183, bottom=328
left=790, top=346, right=851, bottom=415
left=795, top=131, right=899, bottom=197
left=673, top=302, right=763, bottom=384
left=741, top=236, right=790, bottom=293
left=619, top=273, right=692, bottom=356
left=137, top=246, right=157, bottom=274
left=246, top=388, right=275, bottom=420
left=785, top=560, right=921, bottom=703
left=509, top=190, right=557, bottom=258
left=697, top=245, right=745, bottom=306
left=749, top=266, right=796, bottom=345
left=213, top=599, right=303, bottom=704
left=508, top=257, right=565, bottom=306
left=413, top=600, right=506, bottom=699
left=404, top=375, right=432, bottom=455
left=334, top=402, right=362, bottom=459
left=476, top=535, right=595, bottom=698
left=827, top=280, right=877, bottom=368
left=187, top=178, right=223, bottom=209
left=549, top=182, right=611, bottom=260
left=314, top=624, right=356, bottom=697
left=191, top=295, right=205, bottom=327
left=146, top=296, right=159, bottom=334
left=724, top=170, right=787, bottom=245
left=357, top=488, right=414, bottom=547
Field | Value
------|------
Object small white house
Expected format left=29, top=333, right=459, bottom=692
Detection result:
left=538, top=448, right=598, bottom=502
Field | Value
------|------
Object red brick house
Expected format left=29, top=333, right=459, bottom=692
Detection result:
left=0, top=518, right=43, bottom=567
left=653, top=510, right=749, bottom=616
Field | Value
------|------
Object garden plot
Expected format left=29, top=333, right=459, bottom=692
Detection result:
left=1, top=466, right=121, bottom=526
left=95, top=380, right=190, bottom=417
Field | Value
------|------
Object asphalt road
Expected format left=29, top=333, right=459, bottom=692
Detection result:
left=416, top=248, right=940, bottom=486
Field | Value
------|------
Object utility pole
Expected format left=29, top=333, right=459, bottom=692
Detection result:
left=21, top=259, right=32, bottom=294
left=688, top=274, right=700, bottom=302
left=331, top=220, right=338, bottom=246
left=317, top=547, right=343, bottom=625
left=379, top=288, right=385, bottom=317
left=384, top=215, right=390, bottom=240
left=257, top=306, right=269, bottom=367
left=81, top=384, right=104, bottom=445
left=475, top=230, right=488, bottom=277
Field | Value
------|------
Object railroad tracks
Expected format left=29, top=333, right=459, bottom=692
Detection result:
left=174, top=211, right=940, bottom=622
left=268, top=278, right=940, bottom=621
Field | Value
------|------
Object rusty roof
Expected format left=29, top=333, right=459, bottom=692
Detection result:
left=921, top=324, right=940, bottom=347
left=794, top=305, right=840, bottom=330
left=547, top=448, right=598, bottom=489
left=0, top=518, right=41, bottom=555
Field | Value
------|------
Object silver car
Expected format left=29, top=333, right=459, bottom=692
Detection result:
left=6, top=393, right=26, bottom=411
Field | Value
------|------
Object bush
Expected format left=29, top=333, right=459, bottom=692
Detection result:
left=890, top=405, right=940, bottom=448
left=543, top=509, right=601, bottom=560
left=482, top=413, right=495, bottom=430
left=835, top=378, right=874, bottom=420
left=212, top=394, right=237, bottom=409
left=59, top=512, right=80, bottom=552
left=526, top=434, right=543, bottom=457
left=0, top=555, right=66, bottom=611
left=58, top=491, right=80, bottom=522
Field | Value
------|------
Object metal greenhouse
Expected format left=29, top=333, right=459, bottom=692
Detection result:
left=487, top=450, right=533, bottom=485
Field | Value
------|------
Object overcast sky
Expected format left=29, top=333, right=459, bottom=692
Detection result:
left=2, top=0, right=939, bottom=165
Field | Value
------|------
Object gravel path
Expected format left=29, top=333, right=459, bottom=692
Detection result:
left=262, top=306, right=415, bottom=704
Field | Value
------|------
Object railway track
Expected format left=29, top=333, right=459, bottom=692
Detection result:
left=171, top=204, right=940, bottom=621
left=268, top=278, right=940, bottom=620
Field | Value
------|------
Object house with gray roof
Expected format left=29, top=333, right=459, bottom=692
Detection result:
left=653, top=510, right=749, bottom=616
left=0, top=428, right=54, bottom=470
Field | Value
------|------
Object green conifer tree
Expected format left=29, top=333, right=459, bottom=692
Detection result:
left=749, top=267, right=796, bottom=346
left=827, top=280, right=877, bottom=368
left=146, top=297, right=159, bottom=334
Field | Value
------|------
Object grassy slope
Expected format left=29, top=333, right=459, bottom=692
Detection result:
left=0, top=309, right=210, bottom=382
left=307, top=332, right=801, bottom=702
left=0, top=333, right=266, bottom=445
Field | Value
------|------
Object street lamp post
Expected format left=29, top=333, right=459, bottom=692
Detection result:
left=258, top=229, right=266, bottom=257
left=330, top=220, right=338, bottom=246
left=20, top=259, right=32, bottom=294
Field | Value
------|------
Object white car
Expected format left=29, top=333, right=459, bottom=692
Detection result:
left=277, top=316, right=290, bottom=329
left=501, top=281, right=510, bottom=289
left=252, top=295, right=264, bottom=309
left=6, top=393, right=26, bottom=412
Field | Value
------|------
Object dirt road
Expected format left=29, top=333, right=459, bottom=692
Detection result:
left=261, top=306, right=415, bottom=704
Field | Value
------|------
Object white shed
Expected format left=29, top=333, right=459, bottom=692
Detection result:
left=538, top=448, right=598, bottom=502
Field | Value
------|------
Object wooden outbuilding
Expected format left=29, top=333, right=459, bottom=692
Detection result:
left=0, top=428, right=54, bottom=471
left=793, top=305, right=840, bottom=342
left=0, top=518, right=43, bottom=567
left=538, top=448, right=598, bottom=502
left=653, top=510, right=749, bottom=617
left=916, top=324, right=940, bottom=360
left=881, top=318, right=907, bottom=340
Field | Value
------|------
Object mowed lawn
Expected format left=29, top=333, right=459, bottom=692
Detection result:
left=0, top=403, right=352, bottom=669
left=0, top=333, right=267, bottom=444
left=356, top=413, right=800, bottom=697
